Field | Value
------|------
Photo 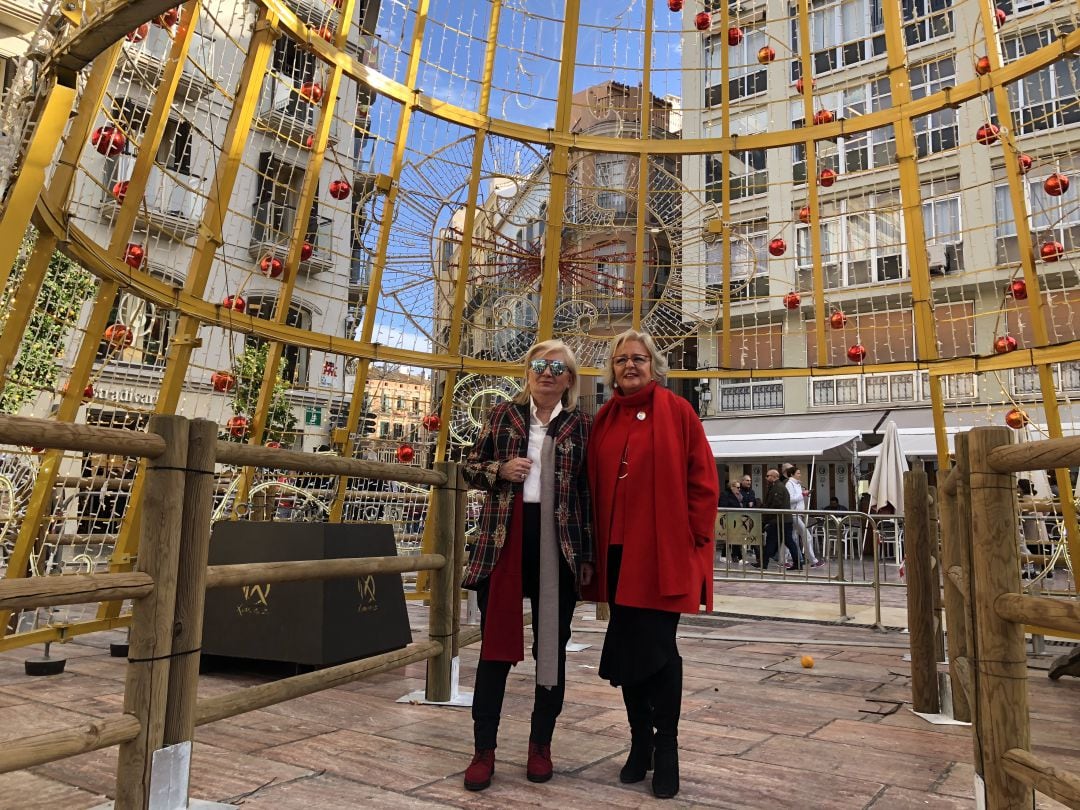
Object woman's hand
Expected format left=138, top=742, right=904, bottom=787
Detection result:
left=579, top=562, right=594, bottom=587
left=498, top=458, right=532, bottom=483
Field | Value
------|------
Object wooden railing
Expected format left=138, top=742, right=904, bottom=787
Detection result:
left=0, top=413, right=463, bottom=810
left=935, top=426, right=1080, bottom=809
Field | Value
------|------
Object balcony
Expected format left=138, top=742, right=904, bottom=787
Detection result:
left=103, top=155, right=207, bottom=241
left=121, top=26, right=215, bottom=101
left=254, top=74, right=333, bottom=147
left=717, top=379, right=784, bottom=413
left=349, top=254, right=370, bottom=303
left=809, top=370, right=977, bottom=408
left=283, top=0, right=337, bottom=28
left=249, top=200, right=335, bottom=277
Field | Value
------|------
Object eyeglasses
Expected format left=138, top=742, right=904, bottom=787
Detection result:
left=613, top=354, right=650, bottom=367
left=529, top=358, right=568, bottom=377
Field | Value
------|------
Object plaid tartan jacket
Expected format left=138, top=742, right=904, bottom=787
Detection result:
left=461, top=401, right=593, bottom=588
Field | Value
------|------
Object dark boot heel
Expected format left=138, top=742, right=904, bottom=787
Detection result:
left=651, top=745, right=679, bottom=799
left=619, top=735, right=653, bottom=783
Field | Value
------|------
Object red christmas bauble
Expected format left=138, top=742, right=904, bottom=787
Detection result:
left=783, top=291, right=801, bottom=309
left=227, top=416, right=249, bottom=438
left=1005, top=408, right=1028, bottom=430
left=757, top=46, right=775, bottom=64
left=993, top=335, right=1018, bottom=354
left=222, top=294, right=246, bottom=313
left=829, top=311, right=847, bottom=330
left=300, top=242, right=313, bottom=261
left=396, top=444, right=415, bottom=464
left=769, top=238, right=787, bottom=256
left=813, top=109, right=835, bottom=125
left=329, top=179, right=351, bottom=200
left=994, top=7, right=1007, bottom=26
left=421, top=414, right=441, bottom=431
left=847, top=344, right=866, bottom=363
left=123, top=243, right=145, bottom=268
left=667, top=0, right=682, bottom=10
left=259, top=255, right=284, bottom=277
left=211, top=371, right=237, bottom=392
left=795, top=76, right=815, bottom=93
left=300, top=82, right=323, bottom=103
left=976, top=123, right=1000, bottom=145
left=83, top=384, right=94, bottom=400
left=1044, top=172, right=1069, bottom=196
left=975, top=56, right=991, bottom=75
left=726, top=26, right=743, bottom=45
left=695, top=11, right=711, bottom=31
left=265, top=441, right=282, bottom=449
left=126, top=24, right=149, bottom=42
left=1017, top=154, right=1033, bottom=175
left=1009, top=279, right=1028, bottom=300
left=819, top=168, right=838, bottom=187
left=155, top=7, right=180, bottom=27
left=104, top=323, right=133, bottom=347
left=317, top=25, right=334, bottom=42
left=112, top=180, right=130, bottom=203
left=797, top=206, right=812, bottom=224
left=1040, top=241, right=1064, bottom=262
left=92, top=126, right=126, bottom=157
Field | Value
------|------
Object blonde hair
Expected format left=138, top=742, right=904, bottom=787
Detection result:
left=513, top=339, right=580, bottom=410
left=603, top=329, right=669, bottom=389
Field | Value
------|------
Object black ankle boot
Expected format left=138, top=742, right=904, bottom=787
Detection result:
left=649, top=656, right=682, bottom=799
left=619, top=680, right=653, bottom=783
left=619, top=733, right=653, bottom=783
left=652, top=745, right=679, bottom=798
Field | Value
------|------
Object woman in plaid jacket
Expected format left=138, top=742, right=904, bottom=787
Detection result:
left=459, top=339, right=593, bottom=792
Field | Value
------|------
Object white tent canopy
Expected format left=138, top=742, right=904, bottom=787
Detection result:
left=707, top=431, right=860, bottom=460
left=860, top=427, right=956, bottom=458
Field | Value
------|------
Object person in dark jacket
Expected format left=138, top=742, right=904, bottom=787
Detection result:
left=761, top=468, right=802, bottom=571
left=718, top=479, right=744, bottom=562
left=460, top=339, right=593, bottom=792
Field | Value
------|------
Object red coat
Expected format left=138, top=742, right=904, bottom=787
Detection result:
left=582, top=382, right=718, bottom=613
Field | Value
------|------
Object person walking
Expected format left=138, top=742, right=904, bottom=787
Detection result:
left=787, top=467, right=824, bottom=568
left=761, top=468, right=802, bottom=571
left=460, top=339, right=594, bottom=791
left=582, top=329, right=719, bottom=799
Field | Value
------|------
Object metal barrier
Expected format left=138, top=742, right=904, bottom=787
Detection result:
left=0, top=413, right=462, bottom=810
left=937, top=426, right=1080, bottom=809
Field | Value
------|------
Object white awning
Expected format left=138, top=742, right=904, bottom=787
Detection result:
left=708, top=431, right=861, bottom=460
left=860, top=428, right=955, bottom=458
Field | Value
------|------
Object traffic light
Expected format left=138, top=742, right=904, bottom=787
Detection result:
left=361, top=410, right=377, bottom=435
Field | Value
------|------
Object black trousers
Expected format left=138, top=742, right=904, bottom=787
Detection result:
left=763, top=519, right=802, bottom=568
left=472, top=504, right=577, bottom=749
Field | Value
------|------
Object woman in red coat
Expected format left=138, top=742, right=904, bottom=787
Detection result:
left=582, top=329, right=718, bottom=799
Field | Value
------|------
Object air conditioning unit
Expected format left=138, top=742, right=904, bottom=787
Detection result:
left=927, top=242, right=948, bottom=275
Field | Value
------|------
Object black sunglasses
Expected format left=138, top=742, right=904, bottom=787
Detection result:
left=529, top=358, right=568, bottom=377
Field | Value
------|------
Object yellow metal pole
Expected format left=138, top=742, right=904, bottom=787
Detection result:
left=0, top=233, right=58, bottom=389
left=535, top=0, right=582, bottom=338
left=329, top=0, right=433, bottom=523
left=432, top=0, right=504, bottom=464
left=976, top=0, right=1080, bottom=570
left=631, top=0, right=654, bottom=331
left=718, top=2, right=733, bottom=368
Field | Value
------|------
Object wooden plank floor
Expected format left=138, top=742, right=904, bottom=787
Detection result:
left=0, top=604, right=1077, bottom=809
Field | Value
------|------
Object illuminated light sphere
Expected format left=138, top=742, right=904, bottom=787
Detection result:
left=104, top=323, right=133, bottom=347
left=91, top=126, right=126, bottom=157
left=694, top=11, right=711, bottom=31
left=783, top=291, right=801, bottom=309
left=813, top=109, right=835, bottom=125
left=211, top=371, right=237, bottom=392
left=1005, top=408, right=1029, bottom=430
left=329, top=179, right=352, bottom=199
left=993, top=335, right=1018, bottom=354
left=259, top=255, right=284, bottom=277
left=396, top=444, right=416, bottom=464
left=222, top=294, right=245, bottom=313
left=667, top=0, right=682, bottom=10
left=1040, top=241, right=1064, bottom=262
left=726, top=26, right=742, bottom=45
left=847, top=344, right=867, bottom=363
left=300, top=242, right=314, bottom=261
left=111, top=180, right=130, bottom=203
left=994, top=7, right=1007, bottom=26
left=299, top=82, right=323, bottom=103
left=975, top=56, right=991, bottom=75
left=819, top=168, right=838, bottom=187
left=1044, top=172, right=1069, bottom=196
left=1009, top=279, right=1028, bottom=300
left=1017, top=154, right=1033, bottom=175
left=227, top=416, right=250, bottom=438
left=421, top=414, right=441, bottom=431
left=126, top=24, right=149, bottom=42
left=757, top=45, right=775, bottom=64
left=123, top=243, right=145, bottom=269
left=976, top=123, right=1000, bottom=145
left=795, top=76, right=815, bottom=93
left=829, top=311, right=847, bottom=330
left=797, top=206, right=812, bottom=224
left=317, top=25, right=334, bottom=42
left=769, top=238, right=787, bottom=256
left=155, top=7, right=180, bottom=27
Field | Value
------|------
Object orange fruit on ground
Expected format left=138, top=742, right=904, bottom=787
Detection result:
left=800, top=655, right=815, bottom=668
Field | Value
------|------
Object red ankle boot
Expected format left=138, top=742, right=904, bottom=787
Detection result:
left=464, top=748, right=495, bottom=791
left=526, top=741, right=553, bottom=783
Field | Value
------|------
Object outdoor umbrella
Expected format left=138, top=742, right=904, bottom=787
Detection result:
left=868, top=420, right=908, bottom=564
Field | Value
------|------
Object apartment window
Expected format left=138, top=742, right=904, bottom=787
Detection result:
left=922, top=177, right=964, bottom=271
left=995, top=175, right=1080, bottom=264
left=789, top=0, right=885, bottom=79
left=594, top=156, right=628, bottom=213
left=705, top=27, right=767, bottom=105
left=393, top=423, right=404, bottom=439
left=797, top=192, right=903, bottom=288
left=252, top=152, right=326, bottom=254
left=911, top=58, right=957, bottom=156
left=379, top=421, right=389, bottom=438
left=245, top=297, right=311, bottom=387
left=902, top=0, right=952, bottom=46
left=1004, top=29, right=1080, bottom=134
left=412, top=397, right=420, bottom=412
left=706, top=227, right=769, bottom=301
left=381, top=393, right=390, bottom=411
left=96, top=286, right=178, bottom=366
left=792, top=81, right=893, bottom=183
left=396, top=395, right=405, bottom=410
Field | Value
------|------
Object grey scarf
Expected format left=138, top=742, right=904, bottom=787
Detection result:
left=537, top=429, right=560, bottom=688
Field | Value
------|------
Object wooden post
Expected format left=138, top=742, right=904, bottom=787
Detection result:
left=163, top=419, right=218, bottom=747
left=452, top=465, right=468, bottom=660
left=927, top=485, right=946, bottom=663
left=425, top=460, right=455, bottom=702
left=903, top=467, right=939, bottom=713
left=967, top=427, right=1034, bottom=809
left=954, top=433, right=981, bottom=763
left=937, top=464, right=972, bottom=722
left=115, top=415, right=190, bottom=810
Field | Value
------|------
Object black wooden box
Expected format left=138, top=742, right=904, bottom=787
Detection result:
left=201, top=522, right=411, bottom=666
